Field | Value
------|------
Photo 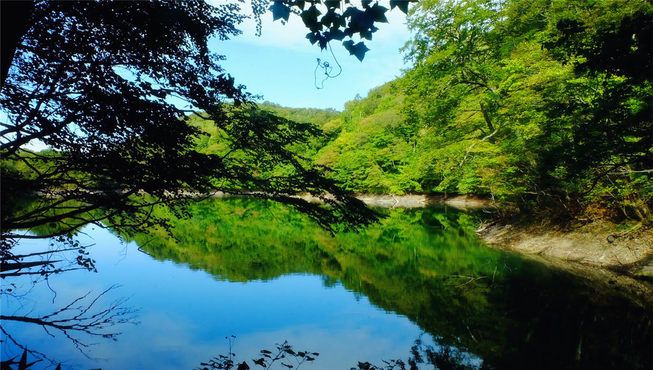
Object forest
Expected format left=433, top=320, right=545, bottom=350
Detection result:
left=190, top=0, right=652, bottom=223
left=1, top=0, right=652, bottom=368
left=3, top=0, right=651, bottom=231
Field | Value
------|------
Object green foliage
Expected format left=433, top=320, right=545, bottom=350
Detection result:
left=257, top=0, right=652, bottom=219
left=2, top=0, right=409, bottom=251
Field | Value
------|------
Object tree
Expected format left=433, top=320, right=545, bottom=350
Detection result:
left=0, top=0, right=417, bottom=252
left=400, top=0, right=560, bottom=200
left=0, top=1, right=415, bottom=365
left=393, top=0, right=652, bottom=215
left=537, top=0, right=653, bottom=217
left=1, top=285, right=136, bottom=367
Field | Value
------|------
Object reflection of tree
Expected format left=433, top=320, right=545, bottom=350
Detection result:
left=1, top=235, right=96, bottom=282
left=197, top=337, right=479, bottom=370
left=197, top=337, right=318, bottom=370
left=1, top=285, right=136, bottom=368
left=142, top=198, right=651, bottom=370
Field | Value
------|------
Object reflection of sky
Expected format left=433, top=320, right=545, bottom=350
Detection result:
left=2, top=226, right=433, bottom=369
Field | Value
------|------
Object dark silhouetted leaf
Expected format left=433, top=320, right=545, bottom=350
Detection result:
left=369, top=3, right=388, bottom=23
left=343, top=40, right=370, bottom=61
left=253, top=357, right=266, bottom=367
left=390, top=0, right=411, bottom=13
left=300, top=5, right=322, bottom=32
left=269, top=1, right=290, bottom=22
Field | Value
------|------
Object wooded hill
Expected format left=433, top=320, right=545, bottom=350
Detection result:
left=4, top=0, right=650, bottom=223
left=191, top=0, right=652, bottom=221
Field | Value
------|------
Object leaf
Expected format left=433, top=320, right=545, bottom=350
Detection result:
left=320, top=8, right=341, bottom=28
left=300, top=5, right=322, bottom=32
left=343, top=40, right=370, bottom=61
left=269, top=1, right=291, bottom=22
left=342, top=7, right=362, bottom=19
left=369, top=3, right=389, bottom=23
left=326, top=29, right=346, bottom=41
left=237, top=362, right=251, bottom=370
left=253, top=358, right=266, bottom=367
left=390, top=0, right=412, bottom=14
left=306, top=32, right=319, bottom=45
left=350, top=9, right=374, bottom=32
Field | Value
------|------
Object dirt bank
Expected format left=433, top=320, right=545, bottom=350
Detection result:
left=352, top=193, right=492, bottom=209
left=477, top=219, right=653, bottom=304
left=208, top=191, right=492, bottom=209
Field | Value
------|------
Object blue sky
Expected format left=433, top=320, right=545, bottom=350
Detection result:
left=210, top=3, right=413, bottom=110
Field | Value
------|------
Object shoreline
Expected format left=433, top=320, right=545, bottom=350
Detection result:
left=333, top=192, right=653, bottom=304
left=299, top=192, right=653, bottom=303
left=292, top=192, right=493, bottom=210
left=476, top=219, right=653, bottom=305
left=186, top=190, right=653, bottom=302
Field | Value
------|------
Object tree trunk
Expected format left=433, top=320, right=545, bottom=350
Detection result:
left=479, top=102, right=494, bottom=132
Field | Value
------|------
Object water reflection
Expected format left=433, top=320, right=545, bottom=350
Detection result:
left=123, top=198, right=651, bottom=370
left=2, top=198, right=651, bottom=369
left=197, top=336, right=482, bottom=370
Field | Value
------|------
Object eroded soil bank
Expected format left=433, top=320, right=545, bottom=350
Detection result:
left=354, top=193, right=492, bottom=209
left=477, top=219, right=653, bottom=305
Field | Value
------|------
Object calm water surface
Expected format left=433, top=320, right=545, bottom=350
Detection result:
left=1, top=199, right=650, bottom=369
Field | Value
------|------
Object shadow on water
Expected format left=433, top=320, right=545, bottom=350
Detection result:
left=117, top=198, right=651, bottom=370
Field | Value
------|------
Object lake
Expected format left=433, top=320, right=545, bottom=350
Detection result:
left=1, top=198, right=651, bottom=369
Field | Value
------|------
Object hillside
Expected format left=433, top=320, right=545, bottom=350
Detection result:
left=194, top=0, right=653, bottom=224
